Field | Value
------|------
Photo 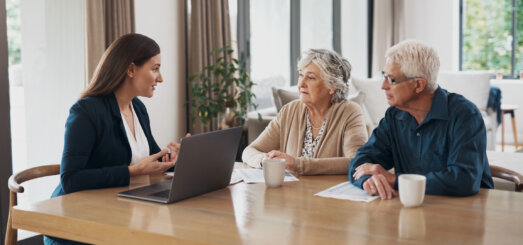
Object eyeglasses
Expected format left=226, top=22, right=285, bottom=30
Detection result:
left=381, top=71, right=420, bottom=85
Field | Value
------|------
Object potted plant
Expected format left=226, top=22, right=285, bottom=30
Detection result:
left=188, top=46, right=260, bottom=131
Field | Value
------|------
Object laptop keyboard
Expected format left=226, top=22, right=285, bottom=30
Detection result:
left=150, top=189, right=170, bottom=198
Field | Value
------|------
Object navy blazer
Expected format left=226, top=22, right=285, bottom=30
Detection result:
left=51, top=93, right=161, bottom=197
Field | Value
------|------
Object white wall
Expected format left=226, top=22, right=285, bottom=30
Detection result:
left=134, top=0, right=186, bottom=147
left=401, top=0, right=460, bottom=72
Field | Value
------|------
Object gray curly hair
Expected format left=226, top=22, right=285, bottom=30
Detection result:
left=297, top=49, right=352, bottom=104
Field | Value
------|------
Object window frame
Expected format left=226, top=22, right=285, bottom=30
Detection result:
left=236, top=0, right=370, bottom=86
left=0, top=0, right=13, bottom=243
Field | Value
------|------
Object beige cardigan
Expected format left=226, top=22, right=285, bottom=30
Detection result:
left=242, top=100, right=368, bottom=175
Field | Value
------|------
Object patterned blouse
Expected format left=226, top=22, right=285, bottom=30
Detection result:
left=301, top=113, right=327, bottom=158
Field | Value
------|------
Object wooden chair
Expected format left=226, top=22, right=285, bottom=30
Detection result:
left=5, top=164, right=60, bottom=245
left=490, top=165, right=523, bottom=192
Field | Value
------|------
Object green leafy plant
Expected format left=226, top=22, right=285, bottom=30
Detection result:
left=188, top=46, right=260, bottom=129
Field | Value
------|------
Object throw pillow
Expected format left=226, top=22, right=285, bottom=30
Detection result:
left=348, top=90, right=375, bottom=134
left=271, top=86, right=299, bottom=112
left=347, top=90, right=365, bottom=105
left=351, top=77, right=389, bottom=126
left=271, top=87, right=283, bottom=112
left=278, top=89, right=299, bottom=109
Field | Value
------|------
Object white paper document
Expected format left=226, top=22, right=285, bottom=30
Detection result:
left=236, top=169, right=299, bottom=184
left=315, top=181, right=379, bottom=203
left=229, top=170, right=244, bottom=184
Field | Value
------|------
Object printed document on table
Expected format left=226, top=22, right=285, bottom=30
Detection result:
left=315, top=181, right=379, bottom=202
left=236, top=169, right=299, bottom=184
left=229, top=169, right=243, bottom=184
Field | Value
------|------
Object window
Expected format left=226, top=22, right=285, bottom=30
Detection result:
left=341, top=0, right=369, bottom=79
left=5, top=0, right=87, bottom=241
left=517, top=0, right=523, bottom=75
left=228, top=0, right=239, bottom=58
left=249, top=0, right=290, bottom=109
left=301, top=0, right=333, bottom=51
left=461, top=0, right=522, bottom=78
left=235, top=0, right=370, bottom=109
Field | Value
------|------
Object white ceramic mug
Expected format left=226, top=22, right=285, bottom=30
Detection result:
left=262, top=158, right=286, bottom=187
left=399, top=174, right=426, bottom=208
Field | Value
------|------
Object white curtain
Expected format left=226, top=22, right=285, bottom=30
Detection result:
left=371, top=0, right=407, bottom=76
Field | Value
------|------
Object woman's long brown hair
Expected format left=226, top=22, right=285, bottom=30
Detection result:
left=79, top=33, right=160, bottom=99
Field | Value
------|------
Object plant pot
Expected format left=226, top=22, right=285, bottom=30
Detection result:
left=218, top=107, right=238, bottom=130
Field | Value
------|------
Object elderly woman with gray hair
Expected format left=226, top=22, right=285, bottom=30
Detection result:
left=242, top=49, right=368, bottom=175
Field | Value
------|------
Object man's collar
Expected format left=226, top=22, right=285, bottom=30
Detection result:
left=426, top=86, right=449, bottom=121
left=394, top=86, right=449, bottom=122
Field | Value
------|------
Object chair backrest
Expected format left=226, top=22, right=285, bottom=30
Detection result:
left=490, top=165, right=522, bottom=192
left=5, top=164, right=60, bottom=245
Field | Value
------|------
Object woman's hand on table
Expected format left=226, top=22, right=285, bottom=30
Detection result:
left=265, top=150, right=296, bottom=170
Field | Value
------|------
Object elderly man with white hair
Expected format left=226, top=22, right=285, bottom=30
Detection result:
left=349, top=40, right=493, bottom=199
left=243, top=49, right=368, bottom=175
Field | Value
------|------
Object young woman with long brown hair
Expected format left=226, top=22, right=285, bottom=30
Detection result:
left=45, top=33, right=178, bottom=244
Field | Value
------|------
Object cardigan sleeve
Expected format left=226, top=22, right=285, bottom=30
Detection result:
left=60, top=103, right=130, bottom=194
left=295, top=102, right=368, bottom=175
left=241, top=106, right=284, bottom=168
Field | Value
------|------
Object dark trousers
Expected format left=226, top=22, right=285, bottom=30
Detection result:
left=43, top=235, right=90, bottom=245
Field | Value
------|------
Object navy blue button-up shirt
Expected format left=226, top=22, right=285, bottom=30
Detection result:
left=349, top=87, right=493, bottom=196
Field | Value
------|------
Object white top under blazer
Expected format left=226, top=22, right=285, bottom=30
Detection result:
left=121, top=102, right=150, bottom=165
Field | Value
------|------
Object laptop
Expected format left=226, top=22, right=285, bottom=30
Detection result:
left=118, top=127, right=242, bottom=204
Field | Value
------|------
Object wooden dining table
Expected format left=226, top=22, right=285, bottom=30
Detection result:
left=11, top=172, right=523, bottom=244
